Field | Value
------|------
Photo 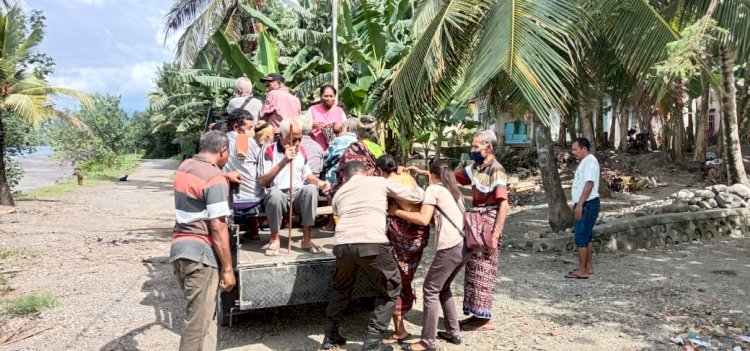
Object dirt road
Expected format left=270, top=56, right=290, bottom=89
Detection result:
left=1, top=159, right=748, bottom=351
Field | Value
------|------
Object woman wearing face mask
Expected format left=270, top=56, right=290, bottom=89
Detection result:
left=452, top=130, right=510, bottom=332
left=307, top=84, right=347, bottom=150
left=390, top=161, right=471, bottom=351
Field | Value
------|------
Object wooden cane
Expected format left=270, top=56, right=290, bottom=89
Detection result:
left=288, top=123, right=294, bottom=254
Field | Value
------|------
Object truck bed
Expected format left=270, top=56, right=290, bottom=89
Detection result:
left=235, top=226, right=375, bottom=310
left=237, top=227, right=336, bottom=268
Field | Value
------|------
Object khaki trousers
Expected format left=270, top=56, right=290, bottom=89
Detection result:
left=172, top=259, right=219, bottom=351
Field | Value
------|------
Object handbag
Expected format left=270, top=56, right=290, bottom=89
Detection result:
left=463, top=206, right=497, bottom=250
left=434, top=185, right=497, bottom=250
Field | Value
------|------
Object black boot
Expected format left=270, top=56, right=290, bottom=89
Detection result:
left=361, top=331, right=393, bottom=351
left=321, top=332, right=347, bottom=350
left=322, top=320, right=347, bottom=350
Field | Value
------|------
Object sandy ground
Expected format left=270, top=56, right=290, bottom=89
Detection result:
left=0, top=159, right=748, bottom=351
left=13, top=154, right=73, bottom=193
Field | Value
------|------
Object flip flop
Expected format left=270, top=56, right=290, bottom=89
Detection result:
left=302, top=243, right=324, bottom=254
left=401, top=342, right=436, bottom=351
left=383, top=332, right=411, bottom=345
left=565, top=271, right=589, bottom=279
left=461, top=321, right=495, bottom=332
left=568, top=268, right=593, bottom=275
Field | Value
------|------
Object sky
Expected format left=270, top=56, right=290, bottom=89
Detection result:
left=21, top=0, right=178, bottom=115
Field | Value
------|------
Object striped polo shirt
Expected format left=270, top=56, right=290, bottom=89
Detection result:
left=169, top=155, right=231, bottom=268
left=455, top=160, right=509, bottom=206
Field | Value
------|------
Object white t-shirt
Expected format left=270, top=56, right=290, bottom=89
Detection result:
left=423, top=184, right=465, bottom=251
left=259, top=141, right=312, bottom=190
left=572, top=154, right=600, bottom=203
left=227, top=96, right=262, bottom=123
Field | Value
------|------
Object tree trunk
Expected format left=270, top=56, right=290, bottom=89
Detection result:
left=649, top=114, right=659, bottom=150
left=619, top=105, right=629, bottom=152
left=558, top=118, right=566, bottom=146
left=534, top=115, right=573, bottom=231
left=694, top=78, right=710, bottom=162
left=568, top=113, right=577, bottom=142
left=609, top=106, right=617, bottom=148
left=719, top=43, right=750, bottom=186
left=686, top=99, right=694, bottom=151
left=673, top=78, right=685, bottom=160
left=0, top=113, right=15, bottom=206
left=579, top=106, right=595, bottom=152
left=594, top=99, right=605, bottom=150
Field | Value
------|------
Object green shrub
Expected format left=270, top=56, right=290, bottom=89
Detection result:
left=3, top=292, right=57, bottom=316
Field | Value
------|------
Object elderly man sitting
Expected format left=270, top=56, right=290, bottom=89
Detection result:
left=259, top=118, right=330, bottom=256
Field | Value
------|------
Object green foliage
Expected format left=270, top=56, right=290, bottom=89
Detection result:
left=652, top=18, right=728, bottom=81
left=2, top=111, right=43, bottom=192
left=3, top=291, right=57, bottom=316
left=49, top=94, right=134, bottom=167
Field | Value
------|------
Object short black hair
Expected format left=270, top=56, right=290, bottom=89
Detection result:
left=344, top=161, right=366, bottom=179
left=573, top=137, right=591, bottom=151
left=376, top=154, right=398, bottom=173
left=227, top=109, right=253, bottom=130
left=210, top=121, right=227, bottom=133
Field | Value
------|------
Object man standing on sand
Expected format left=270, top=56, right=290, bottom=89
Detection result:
left=170, top=131, right=236, bottom=351
left=258, top=73, right=301, bottom=133
left=566, top=137, right=601, bottom=279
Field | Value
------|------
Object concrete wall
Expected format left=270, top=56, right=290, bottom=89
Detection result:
left=506, top=208, right=750, bottom=253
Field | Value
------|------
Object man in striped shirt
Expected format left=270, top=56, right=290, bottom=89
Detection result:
left=170, top=131, right=236, bottom=351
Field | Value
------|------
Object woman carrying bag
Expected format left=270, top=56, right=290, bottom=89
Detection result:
left=388, top=161, right=471, bottom=351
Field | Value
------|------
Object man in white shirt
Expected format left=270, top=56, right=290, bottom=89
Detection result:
left=258, top=118, right=330, bottom=256
left=226, top=77, right=262, bottom=123
left=567, top=137, right=601, bottom=279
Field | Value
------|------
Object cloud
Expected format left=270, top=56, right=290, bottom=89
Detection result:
left=24, top=0, right=176, bottom=112
left=48, top=61, right=160, bottom=96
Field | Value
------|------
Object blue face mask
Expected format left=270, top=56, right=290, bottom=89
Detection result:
left=471, top=151, right=486, bottom=164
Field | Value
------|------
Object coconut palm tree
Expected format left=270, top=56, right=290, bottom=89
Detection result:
left=0, top=6, right=89, bottom=205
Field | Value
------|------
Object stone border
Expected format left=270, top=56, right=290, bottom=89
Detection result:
left=506, top=208, right=750, bottom=252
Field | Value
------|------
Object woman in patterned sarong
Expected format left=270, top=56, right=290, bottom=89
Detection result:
left=376, top=155, right=430, bottom=345
left=454, top=130, right=510, bottom=332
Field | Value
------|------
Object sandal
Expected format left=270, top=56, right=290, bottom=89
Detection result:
left=401, top=341, right=435, bottom=351
left=264, top=241, right=280, bottom=256
left=569, top=268, right=593, bottom=275
left=564, top=271, right=589, bottom=279
left=461, top=320, right=495, bottom=332
left=301, top=243, right=324, bottom=254
left=383, top=332, right=411, bottom=345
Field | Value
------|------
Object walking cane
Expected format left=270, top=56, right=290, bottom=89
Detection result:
left=288, top=123, right=294, bottom=254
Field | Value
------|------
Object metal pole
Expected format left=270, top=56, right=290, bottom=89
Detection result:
left=332, top=0, right=339, bottom=100
left=288, top=124, right=294, bottom=254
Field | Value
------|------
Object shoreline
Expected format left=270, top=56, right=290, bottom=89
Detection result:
left=14, top=153, right=73, bottom=193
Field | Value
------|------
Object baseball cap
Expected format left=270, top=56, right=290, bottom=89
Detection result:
left=260, top=73, right=284, bottom=83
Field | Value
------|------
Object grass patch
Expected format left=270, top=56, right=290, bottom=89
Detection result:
left=3, top=292, right=57, bottom=316
left=0, top=248, right=36, bottom=260
left=18, top=153, right=142, bottom=200
left=0, top=275, right=8, bottom=294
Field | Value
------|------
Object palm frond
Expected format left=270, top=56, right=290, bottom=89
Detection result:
left=601, top=0, right=680, bottom=76
left=173, top=0, right=225, bottom=68
left=462, top=0, right=583, bottom=125
left=163, top=0, right=213, bottom=39
left=378, top=0, right=488, bottom=130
